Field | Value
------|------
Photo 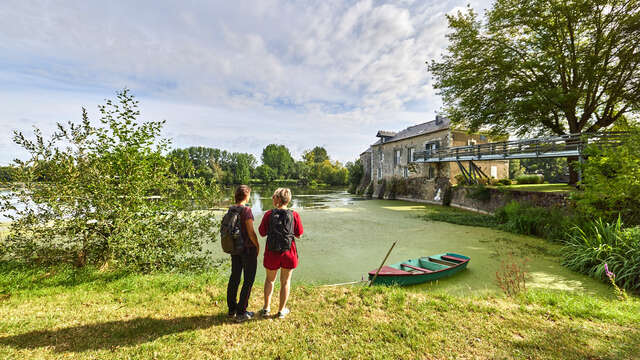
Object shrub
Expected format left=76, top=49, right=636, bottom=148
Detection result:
left=563, top=217, right=640, bottom=293
left=576, top=127, right=640, bottom=226
left=467, top=185, right=491, bottom=202
left=389, top=177, right=408, bottom=198
left=498, top=178, right=512, bottom=186
left=494, top=201, right=573, bottom=242
left=454, top=174, right=467, bottom=185
left=516, top=174, right=544, bottom=184
left=365, top=181, right=374, bottom=197
left=0, top=90, right=220, bottom=271
left=495, top=254, right=528, bottom=297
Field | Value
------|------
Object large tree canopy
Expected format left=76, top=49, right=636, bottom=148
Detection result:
left=430, top=0, right=640, bottom=137
left=261, top=144, right=294, bottom=179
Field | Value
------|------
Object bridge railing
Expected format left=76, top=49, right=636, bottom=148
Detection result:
left=412, top=132, right=628, bottom=163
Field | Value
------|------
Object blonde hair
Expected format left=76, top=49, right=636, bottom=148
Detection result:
left=272, top=188, right=292, bottom=206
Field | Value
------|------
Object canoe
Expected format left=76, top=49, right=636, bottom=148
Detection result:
left=368, top=253, right=470, bottom=286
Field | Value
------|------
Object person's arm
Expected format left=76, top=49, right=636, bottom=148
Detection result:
left=293, top=211, right=304, bottom=238
left=245, top=218, right=260, bottom=254
left=258, top=211, right=270, bottom=237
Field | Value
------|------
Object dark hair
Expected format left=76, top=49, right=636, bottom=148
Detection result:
left=234, top=185, right=251, bottom=203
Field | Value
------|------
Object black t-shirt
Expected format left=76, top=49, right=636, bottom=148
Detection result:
left=239, top=206, right=255, bottom=248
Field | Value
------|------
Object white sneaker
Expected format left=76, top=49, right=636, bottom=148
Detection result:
left=277, top=308, right=290, bottom=319
left=258, top=308, right=270, bottom=317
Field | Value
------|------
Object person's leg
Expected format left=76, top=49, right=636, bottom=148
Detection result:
left=263, top=268, right=278, bottom=310
left=278, top=268, right=294, bottom=313
left=236, top=248, right=258, bottom=315
left=226, top=255, right=242, bottom=315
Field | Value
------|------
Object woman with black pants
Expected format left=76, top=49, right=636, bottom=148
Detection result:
left=226, top=185, right=260, bottom=322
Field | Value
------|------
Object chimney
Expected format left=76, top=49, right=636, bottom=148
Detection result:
left=435, top=115, right=443, bottom=125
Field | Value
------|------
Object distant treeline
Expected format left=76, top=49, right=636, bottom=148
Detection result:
left=168, top=145, right=358, bottom=187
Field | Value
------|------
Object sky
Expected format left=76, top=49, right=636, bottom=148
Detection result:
left=0, top=0, right=492, bottom=165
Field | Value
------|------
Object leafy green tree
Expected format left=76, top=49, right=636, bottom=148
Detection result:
left=430, top=0, right=640, bottom=183
left=231, top=153, right=253, bottom=184
left=290, top=161, right=310, bottom=182
left=261, top=144, right=294, bottom=179
left=0, top=90, right=220, bottom=271
left=576, top=126, right=640, bottom=225
left=0, top=166, right=16, bottom=183
left=303, top=146, right=329, bottom=164
left=346, top=159, right=364, bottom=193
left=255, top=164, right=277, bottom=184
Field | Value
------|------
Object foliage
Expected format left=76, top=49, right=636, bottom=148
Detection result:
left=604, top=263, right=628, bottom=301
left=308, top=160, right=348, bottom=186
left=167, top=147, right=256, bottom=185
left=261, top=144, right=294, bottom=179
left=430, top=1, right=640, bottom=137
left=563, top=217, right=640, bottom=293
left=0, top=90, right=220, bottom=271
left=516, top=174, right=544, bottom=184
left=388, top=177, right=408, bottom=198
left=575, top=127, right=640, bottom=225
left=511, top=158, right=568, bottom=183
left=346, top=159, right=364, bottom=194
left=453, top=173, right=467, bottom=185
left=497, top=178, right=512, bottom=186
left=0, top=166, right=16, bottom=184
left=495, top=254, right=528, bottom=297
left=494, top=201, right=574, bottom=242
left=302, top=146, right=329, bottom=164
left=365, top=181, right=374, bottom=197
left=255, top=164, right=277, bottom=184
left=421, top=205, right=499, bottom=228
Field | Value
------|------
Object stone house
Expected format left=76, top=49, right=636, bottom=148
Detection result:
left=359, top=116, right=509, bottom=200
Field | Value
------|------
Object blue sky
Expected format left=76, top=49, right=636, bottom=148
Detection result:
left=0, top=0, right=491, bottom=165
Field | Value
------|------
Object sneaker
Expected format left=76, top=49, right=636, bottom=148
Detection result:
left=276, top=308, right=290, bottom=319
left=227, top=311, right=236, bottom=319
left=258, top=308, right=270, bottom=317
left=235, top=311, right=254, bottom=323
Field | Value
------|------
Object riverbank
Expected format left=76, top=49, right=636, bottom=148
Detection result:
left=0, top=264, right=638, bottom=359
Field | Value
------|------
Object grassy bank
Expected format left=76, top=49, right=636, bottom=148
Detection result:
left=495, top=184, right=575, bottom=193
left=0, top=264, right=638, bottom=359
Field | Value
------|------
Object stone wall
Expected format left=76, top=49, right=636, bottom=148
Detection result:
left=449, top=186, right=570, bottom=213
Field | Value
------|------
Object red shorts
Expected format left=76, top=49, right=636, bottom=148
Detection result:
left=263, top=240, right=298, bottom=270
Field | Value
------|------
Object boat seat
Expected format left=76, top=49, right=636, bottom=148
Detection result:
left=401, top=263, right=433, bottom=273
left=442, top=255, right=467, bottom=263
left=368, top=266, right=410, bottom=276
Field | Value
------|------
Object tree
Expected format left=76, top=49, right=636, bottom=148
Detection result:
left=255, top=164, right=277, bottom=184
left=430, top=0, right=640, bottom=184
left=346, top=159, right=364, bottom=193
left=261, top=144, right=294, bottom=179
left=303, top=146, right=329, bottom=164
left=576, top=125, right=640, bottom=225
left=0, top=90, right=220, bottom=271
left=0, top=166, right=16, bottom=183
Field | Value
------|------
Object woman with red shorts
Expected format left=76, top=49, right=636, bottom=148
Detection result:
left=258, top=188, right=303, bottom=319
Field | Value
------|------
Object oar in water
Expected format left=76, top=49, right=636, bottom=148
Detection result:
left=369, top=240, right=398, bottom=286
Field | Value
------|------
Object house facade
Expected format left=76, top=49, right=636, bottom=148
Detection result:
left=359, top=116, right=509, bottom=199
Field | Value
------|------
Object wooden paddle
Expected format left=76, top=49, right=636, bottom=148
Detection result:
left=369, top=240, right=398, bottom=286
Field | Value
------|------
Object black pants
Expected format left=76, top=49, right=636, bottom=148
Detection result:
left=226, top=247, right=257, bottom=315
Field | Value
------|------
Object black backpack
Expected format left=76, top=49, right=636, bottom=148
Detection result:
left=267, top=209, right=294, bottom=253
left=220, top=206, right=244, bottom=254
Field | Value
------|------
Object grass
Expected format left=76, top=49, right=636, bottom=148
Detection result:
left=496, top=184, right=576, bottom=193
left=420, top=204, right=499, bottom=228
left=0, top=263, right=638, bottom=359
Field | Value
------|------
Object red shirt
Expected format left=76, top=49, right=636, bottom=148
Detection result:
left=258, top=209, right=303, bottom=238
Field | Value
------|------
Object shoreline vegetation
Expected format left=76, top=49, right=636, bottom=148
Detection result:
left=0, top=264, right=638, bottom=359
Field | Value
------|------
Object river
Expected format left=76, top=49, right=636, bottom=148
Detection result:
left=212, top=187, right=610, bottom=296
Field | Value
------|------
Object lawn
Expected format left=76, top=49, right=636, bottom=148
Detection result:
left=0, top=264, right=638, bottom=359
left=496, top=183, right=576, bottom=193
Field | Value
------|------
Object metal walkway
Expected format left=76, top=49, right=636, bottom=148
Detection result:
left=411, top=132, right=627, bottom=163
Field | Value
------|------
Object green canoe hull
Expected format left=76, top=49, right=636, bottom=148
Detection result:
left=368, top=252, right=470, bottom=286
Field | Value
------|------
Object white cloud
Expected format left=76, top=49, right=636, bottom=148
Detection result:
left=0, top=0, right=492, bottom=165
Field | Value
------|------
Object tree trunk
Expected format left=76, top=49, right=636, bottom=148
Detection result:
left=567, top=156, right=579, bottom=186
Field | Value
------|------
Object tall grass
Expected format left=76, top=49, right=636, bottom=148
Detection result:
left=494, top=201, right=574, bottom=242
left=563, top=217, right=640, bottom=293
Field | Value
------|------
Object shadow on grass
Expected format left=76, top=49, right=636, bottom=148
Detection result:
left=0, top=314, right=228, bottom=353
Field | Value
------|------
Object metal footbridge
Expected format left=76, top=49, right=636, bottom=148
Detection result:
left=410, top=132, right=628, bottom=184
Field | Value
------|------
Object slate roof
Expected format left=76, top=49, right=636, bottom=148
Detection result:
left=372, top=116, right=451, bottom=146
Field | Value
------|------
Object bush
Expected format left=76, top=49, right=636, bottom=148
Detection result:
left=516, top=174, right=544, bottom=184
left=563, top=217, right=640, bottom=293
left=576, top=127, right=640, bottom=226
left=494, top=201, right=573, bottom=242
left=0, top=90, right=220, bottom=271
left=454, top=174, right=467, bottom=185
left=365, top=181, right=374, bottom=197
left=389, top=177, right=408, bottom=198
left=467, top=185, right=491, bottom=202
left=498, top=178, right=512, bottom=186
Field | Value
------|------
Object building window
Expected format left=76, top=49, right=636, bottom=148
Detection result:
left=394, top=149, right=401, bottom=166
left=403, top=167, right=409, bottom=178
left=468, top=139, right=477, bottom=146
left=408, top=147, right=415, bottom=162
left=491, top=166, right=498, bottom=179
left=427, top=166, right=435, bottom=179
left=377, top=168, right=382, bottom=180
left=380, top=152, right=384, bottom=162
